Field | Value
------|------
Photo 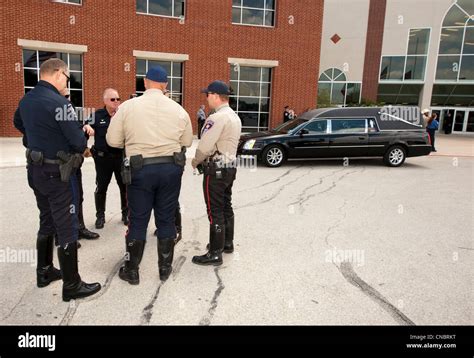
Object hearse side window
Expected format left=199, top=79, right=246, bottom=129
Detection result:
left=330, top=119, right=366, bottom=134
left=304, top=120, right=327, bottom=134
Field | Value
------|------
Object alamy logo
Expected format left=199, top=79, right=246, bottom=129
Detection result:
left=18, top=333, right=56, bottom=351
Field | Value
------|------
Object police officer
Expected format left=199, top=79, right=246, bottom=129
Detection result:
left=107, top=66, right=193, bottom=284
left=13, top=58, right=101, bottom=301
left=191, top=81, right=242, bottom=266
left=86, top=88, right=128, bottom=229
left=61, top=88, right=100, bottom=242
left=197, top=105, right=206, bottom=139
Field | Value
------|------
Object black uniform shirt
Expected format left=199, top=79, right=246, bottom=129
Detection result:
left=88, top=108, right=123, bottom=155
left=13, top=80, right=86, bottom=159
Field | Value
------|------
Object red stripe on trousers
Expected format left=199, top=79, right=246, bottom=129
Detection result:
left=206, top=174, right=213, bottom=225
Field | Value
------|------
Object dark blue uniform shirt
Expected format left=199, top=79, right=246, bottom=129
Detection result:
left=89, top=108, right=123, bottom=155
left=13, top=80, right=86, bottom=159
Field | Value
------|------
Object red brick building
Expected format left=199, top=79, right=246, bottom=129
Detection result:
left=0, top=0, right=324, bottom=137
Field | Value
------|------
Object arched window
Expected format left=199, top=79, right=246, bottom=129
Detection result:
left=435, top=2, right=473, bottom=82
left=317, top=68, right=361, bottom=107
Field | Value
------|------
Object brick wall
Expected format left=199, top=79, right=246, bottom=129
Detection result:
left=361, top=0, right=386, bottom=102
left=0, top=0, right=324, bottom=137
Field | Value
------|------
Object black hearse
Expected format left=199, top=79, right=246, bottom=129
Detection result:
left=238, top=107, right=432, bottom=167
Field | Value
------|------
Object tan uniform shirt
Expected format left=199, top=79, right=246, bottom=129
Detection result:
left=192, top=104, right=242, bottom=166
left=106, top=89, right=193, bottom=158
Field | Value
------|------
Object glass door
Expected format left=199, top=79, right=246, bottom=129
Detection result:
left=467, top=111, right=474, bottom=133
left=453, top=110, right=466, bottom=132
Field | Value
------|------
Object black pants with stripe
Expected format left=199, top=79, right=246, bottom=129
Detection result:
left=202, top=168, right=237, bottom=226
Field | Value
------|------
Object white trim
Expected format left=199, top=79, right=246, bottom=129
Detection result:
left=133, top=50, right=189, bottom=62
left=17, top=39, right=87, bottom=54
left=228, top=58, right=279, bottom=68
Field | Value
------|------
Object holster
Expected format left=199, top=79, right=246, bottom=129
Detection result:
left=121, top=157, right=132, bottom=185
left=26, top=149, right=44, bottom=166
left=129, top=155, right=144, bottom=171
left=203, top=161, right=224, bottom=179
left=57, top=151, right=83, bottom=183
left=173, top=147, right=186, bottom=167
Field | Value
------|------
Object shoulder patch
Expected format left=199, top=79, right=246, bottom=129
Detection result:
left=202, top=120, right=215, bottom=135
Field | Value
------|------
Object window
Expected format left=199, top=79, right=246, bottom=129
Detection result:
left=136, top=59, right=183, bottom=104
left=136, top=0, right=185, bottom=18
left=232, top=0, right=275, bottom=27
left=22, top=50, right=83, bottom=108
left=431, top=84, right=474, bottom=106
left=330, top=119, right=366, bottom=134
left=435, top=2, right=473, bottom=81
left=317, top=68, right=361, bottom=107
left=380, top=28, right=430, bottom=82
left=380, top=56, right=405, bottom=81
left=303, top=120, right=327, bottom=134
left=230, top=65, right=272, bottom=132
left=377, top=83, right=423, bottom=105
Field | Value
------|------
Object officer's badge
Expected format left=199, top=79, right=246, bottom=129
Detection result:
left=202, top=120, right=214, bottom=135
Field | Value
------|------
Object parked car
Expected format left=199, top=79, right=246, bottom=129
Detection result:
left=238, top=107, right=432, bottom=167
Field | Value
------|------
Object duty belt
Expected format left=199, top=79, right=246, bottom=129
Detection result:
left=43, top=158, right=61, bottom=165
left=142, top=156, right=175, bottom=166
left=26, top=149, right=61, bottom=165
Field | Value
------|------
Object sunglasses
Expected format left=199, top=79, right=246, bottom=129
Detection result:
left=206, top=92, right=216, bottom=98
left=61, top=71, right=70, bottom=82
left=109, top=98, right=121, bottom=102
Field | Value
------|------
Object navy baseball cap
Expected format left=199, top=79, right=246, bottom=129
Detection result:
left=201, top=80, right=231, bottom=95
left=146, top=66, right=168, bottom=83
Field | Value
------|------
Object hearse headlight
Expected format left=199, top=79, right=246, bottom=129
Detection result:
left=243, top=139, right=256, bottom=150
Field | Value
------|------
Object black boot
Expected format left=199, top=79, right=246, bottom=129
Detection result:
left=158, top=237, right=175, bottom=281
left=95, top=193, right=106, bottom=229
left=58, top=242, right=101, bottom=302
left=207, top=216, right=234, bottom=253
left=36, top=234, right=61, bottom=288
left=78, top=203, right=100, bottom=240
left=119, top=239, right=146, bottom=285
left=193, top=224, right=224, bottom=266
left=224, top=216, right=234, bottom=253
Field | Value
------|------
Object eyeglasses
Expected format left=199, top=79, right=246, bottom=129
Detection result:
left=61, top=72, right=70, bottom=83
left=109, top=98, right=121, bottom=102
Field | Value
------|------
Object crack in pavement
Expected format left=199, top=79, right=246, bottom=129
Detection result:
left=323, top=200, right=348, bottom=247
left=318, top=190, right=415, bottom=326
left=236, top=166, right=300, bottom=193
left=1, top=288, right=30, bottom=322
left=339, top=261, right=415, bottom=326
left=171, top=255, right=186, bottom=280
left=317, top=168, right=362, bottom=196
left=234, top=168, right=314, bottom=210
left=289, top=168, right=346, bottom=212
left=140, top=282, right=163, bottom=325
left=199, top=267, right=225, bottom=326
left=60, top=256, right=124, bottom=326
left=139, top=255, right=187, bottom=325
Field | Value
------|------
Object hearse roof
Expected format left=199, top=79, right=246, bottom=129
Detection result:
left=299, top=107, right=425, bottom=130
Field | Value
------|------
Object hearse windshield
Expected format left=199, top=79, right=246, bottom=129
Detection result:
left=272, top=118, right=308, bottom=134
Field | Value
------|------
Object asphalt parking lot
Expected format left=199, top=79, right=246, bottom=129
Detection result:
left=0, top=137, right=472, bottom=325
